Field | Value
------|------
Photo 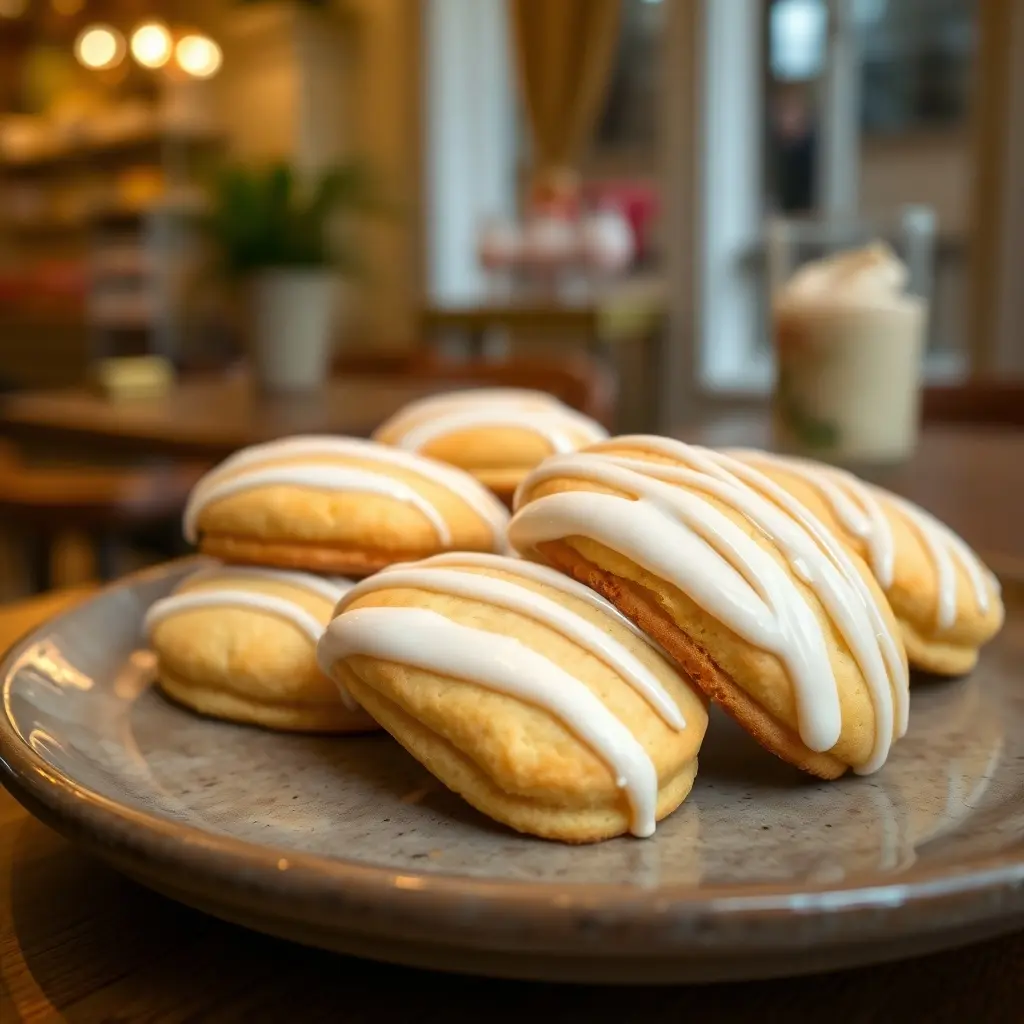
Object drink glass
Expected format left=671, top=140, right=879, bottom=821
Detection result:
left=767, top=206, right=935, bottom=466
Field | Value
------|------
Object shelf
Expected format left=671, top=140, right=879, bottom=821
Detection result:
left=0, top=130, right=224, bottom=174
left=0, top=307, right=86, bottom=329
left=2, top=200, right=209, bottom=237
left=1, top=220, right=89, bottom=239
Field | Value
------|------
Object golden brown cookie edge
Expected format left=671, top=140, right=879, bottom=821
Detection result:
left=535, top=540, right=848, bottom=781
left=157, top=668, right=378, bottom=734
left=346, top=674, right=699, bottom=843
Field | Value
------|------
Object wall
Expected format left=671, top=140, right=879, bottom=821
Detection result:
left=860, top=133, right=971, bottom=235
left=215, top=4, right=298, bottom=162
left=345, top=0, right=422, bottom=347
left=423, top=0, right=516, bottom=302
left=211, top=0, right=420, bottom=348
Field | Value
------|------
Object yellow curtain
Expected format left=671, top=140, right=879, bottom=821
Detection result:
left=510, top=0, right=622, bottom=177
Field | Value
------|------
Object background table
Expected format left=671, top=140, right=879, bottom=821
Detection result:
left=0, top=374, right=471, bottom=461
left=2, top=425, right=1023, bottom=1022
left=420, top=276, right=667, bottom=431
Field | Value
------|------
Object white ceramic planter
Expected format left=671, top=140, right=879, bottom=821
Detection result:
left=249, top=270, right=338, bottom=393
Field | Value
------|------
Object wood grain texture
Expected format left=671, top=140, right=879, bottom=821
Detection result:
left=0, top=429, right=1023, bottom=1022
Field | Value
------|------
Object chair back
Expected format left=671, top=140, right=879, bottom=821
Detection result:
left=922, top=380, right=1024, bottom=427
left=334, top=350, right=618, bottom=429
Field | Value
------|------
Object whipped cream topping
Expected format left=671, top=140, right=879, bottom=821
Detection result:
left=777, top=242, right=914, bottom=310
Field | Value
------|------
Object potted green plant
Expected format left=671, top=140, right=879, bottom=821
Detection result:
left=210, top=160, right=374, bottom=393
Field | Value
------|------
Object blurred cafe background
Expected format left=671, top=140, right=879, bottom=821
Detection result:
left=0, top=0, right=1020, bottom=597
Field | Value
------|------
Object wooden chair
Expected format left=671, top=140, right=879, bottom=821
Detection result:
left=0, top=443, right=207, bottom=593
left=333, top=349, right=618, bottom=429
left=922, top=380, right=1024, bottom=427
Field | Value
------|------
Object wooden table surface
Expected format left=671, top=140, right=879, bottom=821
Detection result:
left=0, top=373, right=472, bottom=461
left=1, top=426, right=1023, bottom=1023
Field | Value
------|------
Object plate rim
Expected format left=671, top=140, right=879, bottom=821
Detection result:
left=1, top=560, right=1023, bottom=957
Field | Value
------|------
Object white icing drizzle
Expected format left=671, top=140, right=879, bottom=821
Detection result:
left=730, top=450, right=896, bottom=588
left=188, top=465, right=452, bottom=545
left=180, top=565, right=353, bottom=605
left=589, top=437, right=907, bottom=736
left=145, top=564, right=350, bottom=646
left=406, top=553, right=665, bottom=653
left=729, top=448, right=993, bottom=630
left=385, top=388, right=561, bottom=420
left=317, top=605, right=661, bottom=837
left=377, top=390, right=607, bottom=455
left=145, top=566, right=352, bottom=643
left=341, top=555, right=685, bottom=727
left=183, top=436, right=509, bottom=546
left=511, top=440, right=909, bottom=773
left=147, top=590, right=327, bottom=643
left=887, top=493, right=994, bottom=629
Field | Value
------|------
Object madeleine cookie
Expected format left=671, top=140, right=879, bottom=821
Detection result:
left=509, top=436, right=910, bottom=780
left=728, top=450, right=1003, bottom=675
left=372, top=389, right=608, bottom=504
left=146, top=565, right=376, bottom=732
left=183, top=436, right=509, bottom=575
left=317, top=552, right=708, bottom=843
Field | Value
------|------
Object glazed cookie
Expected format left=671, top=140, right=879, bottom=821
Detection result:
left=509, top=436, right=910, bottom=780
left=317, top=552, right=708, bottom=843
left=372, top=389, right=608, bottom=504
left=728, top=450, right=1003, bottom=675
left=183, top=436, right=509, bottom=575
left=146, top=565, right=376, bottom=732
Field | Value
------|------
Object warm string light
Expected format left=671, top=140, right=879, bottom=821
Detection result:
left=72, top=20, right=223, bottom=79
left=74, top=25, right=126, bottom=70
left=175, top=34, right=223, bottom=79
left=130, top=22, right=173, bottom=69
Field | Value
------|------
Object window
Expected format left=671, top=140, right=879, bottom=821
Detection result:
left=859, top=0, right=975, bottom=135
left=591, top=0, right=665, bottom=162
left=699, top=0, right=978, bottom=393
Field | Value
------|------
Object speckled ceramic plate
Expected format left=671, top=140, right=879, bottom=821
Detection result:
left=1, top=561, right=1022, bottom=984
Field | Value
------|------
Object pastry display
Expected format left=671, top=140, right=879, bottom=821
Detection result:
left=146, top=564, right=376, bottom=733
left=372, top=389, right=608, bottom=504
left=727, top=450, right=1004, bottom=675
left=183, top=436, right=510, bottom=575
left=317, top=552, right=708, bottom=842
left=509, top=436, right=910, bottom=780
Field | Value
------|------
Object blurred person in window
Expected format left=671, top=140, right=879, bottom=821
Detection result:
left=915, top=45, right=964, bottom=126
left=769, top=82, right=817, bottom=213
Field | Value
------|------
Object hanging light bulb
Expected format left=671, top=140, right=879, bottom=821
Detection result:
left=74, top=25, right=126, bottom=70
left=175, top=34, right=222, bottom=79
left=51, top=0, right=85, bottom=15
left=130, top=22, right=173, bottom=69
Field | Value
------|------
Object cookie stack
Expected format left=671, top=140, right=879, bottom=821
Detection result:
left=147, top=391, right=1005, bottom=846
left=317, top=429, right=1003, bottom=842
left=146, top=435, right=510, bottom=734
